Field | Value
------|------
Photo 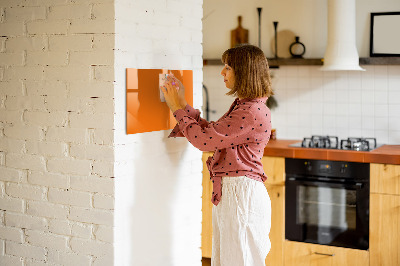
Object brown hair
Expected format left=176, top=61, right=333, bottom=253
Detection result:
left=221, top=44, right=273, bottom=99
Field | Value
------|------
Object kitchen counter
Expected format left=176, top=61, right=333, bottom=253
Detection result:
left=263, top=139, right=400, bottom=165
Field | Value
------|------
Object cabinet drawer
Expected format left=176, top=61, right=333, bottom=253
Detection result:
left=262, top=156, right=285, bottom=185
left=284, top=241, right=369, bottom=266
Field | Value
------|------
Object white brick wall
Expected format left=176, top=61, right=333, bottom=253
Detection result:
left=0, top=0, right=115, bottom=265
left=114, top=0, right=203, bottom=265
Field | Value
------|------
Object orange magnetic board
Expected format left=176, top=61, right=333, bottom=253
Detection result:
left=126, top=68, right=193, bottom=134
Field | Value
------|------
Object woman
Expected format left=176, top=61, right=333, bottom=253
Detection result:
left=161, top=44, right=273, bottom=266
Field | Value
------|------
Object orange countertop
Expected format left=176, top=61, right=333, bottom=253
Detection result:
left=263, top=139, right=400, bottom=165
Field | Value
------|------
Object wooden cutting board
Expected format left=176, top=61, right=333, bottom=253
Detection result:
left=231, top=16, right=249, bottom=48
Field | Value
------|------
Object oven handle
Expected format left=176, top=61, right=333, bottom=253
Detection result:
left=286, top=177, right=364, bottom=189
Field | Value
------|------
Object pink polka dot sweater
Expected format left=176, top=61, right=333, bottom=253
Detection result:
left=168, top=97, right=272, bottom=206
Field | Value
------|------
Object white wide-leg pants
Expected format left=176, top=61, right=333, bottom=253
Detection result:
left=211, top=176, right=271, bottom=266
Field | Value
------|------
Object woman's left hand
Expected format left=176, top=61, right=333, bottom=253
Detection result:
left=161, top=75, right=185, bottom=113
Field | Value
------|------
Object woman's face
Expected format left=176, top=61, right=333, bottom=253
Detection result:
left=220, top=64, right=235, bottom=89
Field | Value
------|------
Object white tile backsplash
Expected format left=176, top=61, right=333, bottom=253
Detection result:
left=203, top=64, right=400, bottom=144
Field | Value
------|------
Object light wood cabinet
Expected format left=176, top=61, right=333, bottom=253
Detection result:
left=284, top=241, right=369, bottom=266
left=370, top=163, right=400, bottom=266
left=370, top=163, right=400, bottom=195
left=201, top=152, right=213, bottom=258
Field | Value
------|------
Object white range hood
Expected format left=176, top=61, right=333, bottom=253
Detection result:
left=320, top=0, right=365, bottom=71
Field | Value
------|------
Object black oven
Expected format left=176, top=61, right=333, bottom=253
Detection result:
left=285, top=158, right=369, bottom=250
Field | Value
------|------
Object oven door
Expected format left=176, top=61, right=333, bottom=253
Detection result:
left=285, top=177, right=369, bottom=250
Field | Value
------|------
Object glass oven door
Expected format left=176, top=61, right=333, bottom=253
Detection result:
left=285, top=178, right=369, bottom=250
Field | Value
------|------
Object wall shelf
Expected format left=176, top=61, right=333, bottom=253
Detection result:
left=203, top=57, right=400, bottom=67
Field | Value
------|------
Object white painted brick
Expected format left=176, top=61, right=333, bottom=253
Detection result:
left=92, top=34, right=114, bottom=50
left=43, top=96, right=81, bottom=112
left=24, top=111, right=68, bottom=127
left=49, top=35, right=93, bottom=52
left=0, top=138, right=25, bottom=154
left=69, top=112, right=114, bottom=129
left=69, top=19, right=114, bottom=34
left=93, top=65, right=114, bottom=82
left=3, top=66, right=44, bottom=81
left=94, top=225, right=112, bottom=243
left=26, top=140, right=67, bottom=157
left=6, top=183, right=46, bottom=201
left=181, top=15, right=202, bottom=30
left=0, top=226, right=23, bottom=243
left=6, top=241, right=46, bottom=261
left=24, top=259, right=49, bottom=266
left=26, top=51, right=68, bottom=66
left=0, top=255, right=23, bottom=266
left=70, top=175, right=113, bottom=194
left=78, top=97, right=115, bottom=114
left=44, top=66, right=91, bottom=82
left=70, top=237, right=113, bottom=257
left=0, top=109, right=23, bottom=124
left=27, top=20, right=69, bottom=35
left=69, top=50, right=113, bottom=66
left=0, top=22, right=24, bottom=36
left=48, top=158, right=92, bottom=176
left=92, top=3, right=114, bottom=20
left=93, top=194, right=113, bottom=210
left=4, top=125, right=43, bottom=141
left=27, top=200, right=69, bottom=219
left=22, top=0, right=69, bottom=6
left=6, top=153, right=46, bottom=171
left=48, top=188, right=91, bottom=208
left=90, top=128, right=113, bottom=146
left=69, top=207, right=113, bottom=226
left=46, top=127, right=88, bottom=144
left=93, top=253, right=113, bottom=266
left=0, top=153, right=5, bottom=166
left=69, top=81, right=114, bottom=98
left=5, top=36, right=47, bottom=52
left=0, top=37, right=5, bottom=52
left=4, top=6, right=46, bottom=22
left=5, top=212, right=48, bottom=231
left=70, top=144, right=113, bottom=161
left=0, top=197, right=24, bottom=212
left=0, top=52, right=24, bottom=66
left=0, top=81, right=24, bottom=96
left=48, top=219, right=71, bottom=236
left=48, top=4, right=91, bottom=20
left=47, top=249, right=91, bottom=266
left=25, top=229, right=68, bottom=251
left=71, top=222, right=92, bottom=239
left=28, top=171, right=69, bottom=189
left=92, top=160, right=113, bottom=177
left=5, top=96, right=46, bottom=111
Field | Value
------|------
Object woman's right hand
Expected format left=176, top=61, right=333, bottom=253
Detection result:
left=168, top=75, right=187, bottom=108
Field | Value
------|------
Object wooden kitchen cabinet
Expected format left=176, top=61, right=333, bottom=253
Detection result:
left=202, top=152, right=213, bottom=258
left=284, top=241, right=369, bottom=266
left=370, top=163, right=400, bottom=266
left=201, top=154, right=286, bottom=264
left=370, top=163, right=400, bottom=195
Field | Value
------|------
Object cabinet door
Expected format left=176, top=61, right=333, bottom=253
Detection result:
left=370, top=193, right=400, bottom=266
left=370, top=163, right=400, bottom=195
left=265, top=184, right=284, bottom=266
left=202, top=152, right=213, bottom=258
left=261, top=156, right=285, bottom=185
left=284, top=241, right=369, bottom=266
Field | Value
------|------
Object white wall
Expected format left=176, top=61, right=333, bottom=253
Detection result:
left=0, top=0, right=115, bottom=265
left=203, top=0, right=400, bottom=145
left=113, top=0, right=203, bottom=265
